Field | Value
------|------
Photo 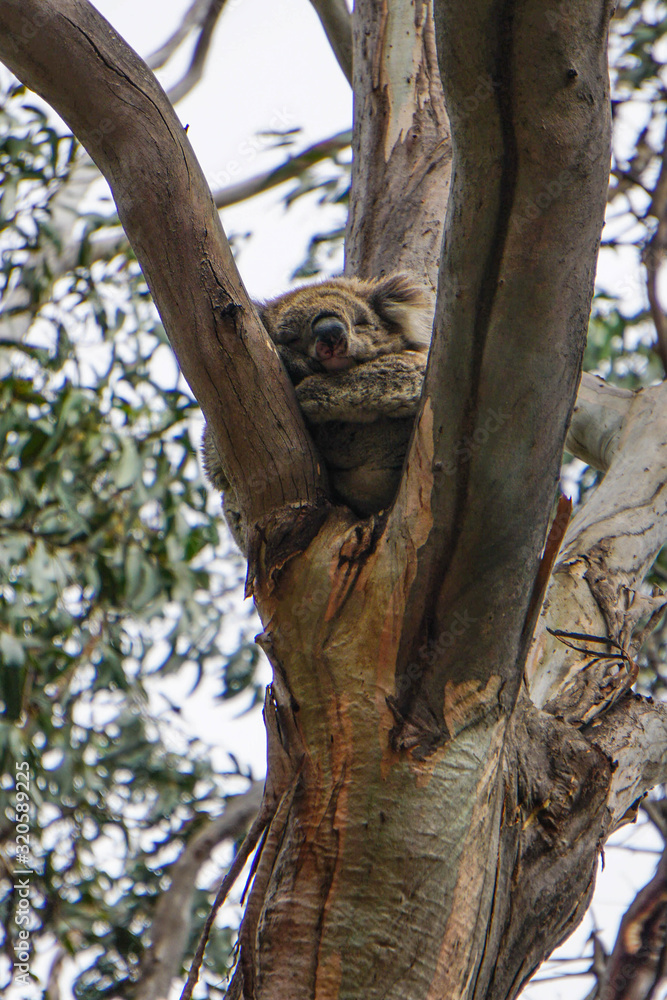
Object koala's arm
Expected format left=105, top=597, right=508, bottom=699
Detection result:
left=295, top=352, right=427, bottom=424
left=276, top=344, right=324, bottom=384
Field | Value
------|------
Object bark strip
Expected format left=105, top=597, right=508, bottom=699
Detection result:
left=345, top=0, right=451, bottom=290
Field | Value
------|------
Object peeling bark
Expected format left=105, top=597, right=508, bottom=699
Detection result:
left=345, top=0, right=451, bottom=289
left=527, top=381, right=667, bottom=719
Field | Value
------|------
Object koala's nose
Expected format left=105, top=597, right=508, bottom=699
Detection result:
left=311, top=315, right=348, bottom=359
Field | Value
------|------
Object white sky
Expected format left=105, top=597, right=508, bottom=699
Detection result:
left=93, top=0, right=351, bottom=298
left=8, top=2, right=667, bottom=998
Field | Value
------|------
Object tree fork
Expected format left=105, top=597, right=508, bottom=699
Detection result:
left=238, top=1, right=618, bottom=997
left=6, top=4, right=667, bottom=1000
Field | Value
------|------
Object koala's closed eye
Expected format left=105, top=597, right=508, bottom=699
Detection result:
left=276, top=329, right=301, bottom=345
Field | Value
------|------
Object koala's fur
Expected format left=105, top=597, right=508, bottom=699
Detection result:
left=202, top=273, right=432, bottom=547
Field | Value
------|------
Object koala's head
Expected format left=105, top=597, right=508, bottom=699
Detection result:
left=258, top=273, right=433, bottom=379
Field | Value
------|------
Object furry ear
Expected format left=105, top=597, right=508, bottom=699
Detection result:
left=368, top=273, right=434, bottom=349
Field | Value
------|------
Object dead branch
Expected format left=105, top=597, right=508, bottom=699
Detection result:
left=166, top=0, right=228, bottom=105
left=146, top=0, right=230, bottom=106
left=145, top=0, right=212, bottom=69
left=213, top=129, right=351, bottom=208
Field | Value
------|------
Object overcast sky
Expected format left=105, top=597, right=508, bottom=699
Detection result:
left=93, top=0, right=352, bottom=298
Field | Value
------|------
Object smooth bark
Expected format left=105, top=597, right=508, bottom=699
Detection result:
left=387, top=0, right=613, bottom=744
left=528, top=380, right=667, bottom=719
left=566, top=372, right=634, bottom=471
left=308, top=0, right=353, bottom=86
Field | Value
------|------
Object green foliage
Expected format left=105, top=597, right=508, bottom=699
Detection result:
left=584, top=302, right=662, bottom=387
left=611, top=0, right=667, bottom=95
left=584, top=1, right=666, bottom=374
left=560, top=2, right=667, bottom=506
left=0, top=82, right=259, bottom=998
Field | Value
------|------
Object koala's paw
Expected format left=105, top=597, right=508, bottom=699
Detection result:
left=296, top=353, right=426, bottom=424
left=276, top=344, right=324, bottom=385
left=201, top=425, right=230, bottom=493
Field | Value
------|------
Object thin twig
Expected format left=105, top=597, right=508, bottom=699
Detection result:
left=643, top=121, right=667, bottom=375
left=167, top=0, right=227, bottom=105
left=179, top=809, right=270, bottom=1000
left=146, top=0, right=212, bottom=69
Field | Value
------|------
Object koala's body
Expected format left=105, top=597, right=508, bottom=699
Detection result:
left=202, top=273, right=432, bottom=547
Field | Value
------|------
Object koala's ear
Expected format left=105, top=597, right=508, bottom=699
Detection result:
left=368, top=273, right=434, bottom=349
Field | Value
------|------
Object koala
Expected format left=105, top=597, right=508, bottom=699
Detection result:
left=202, top=273, right=432, bottom=547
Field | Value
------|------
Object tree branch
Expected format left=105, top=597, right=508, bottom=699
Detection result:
left=566, top=373, right=634, bottom=472
left=213, top=129, right=351, bottom=208
left=345, top=0, right=451, bottom=289
left=643, top=122, right=667, bottom=376
left=594, top=841, right=667, bottom=1000
left=146, top=0, right=231, bottom=107
left=585, top=697, right=667, bottom=831
left=145, top=0, right=211, bottom=69
left=164, top=0, right=228, bottom=106
left=386, top=0, right=613, bottom=736
left=1, top=129, right=352, bottom=341
left=527, top=381, right=667, bottom=720
left=308, top=0, right=352, bottom=86
left=0, top=0, right=327, bottom=567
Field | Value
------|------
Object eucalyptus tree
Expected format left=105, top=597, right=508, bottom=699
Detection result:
left=2, top=2, right=667, bottom=1000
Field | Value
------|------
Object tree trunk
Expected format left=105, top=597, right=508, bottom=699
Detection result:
left=4, top=2, right=667, bottom=1000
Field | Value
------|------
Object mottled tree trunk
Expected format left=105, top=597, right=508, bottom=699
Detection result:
left=231, top=3, right=653, bottom=999
left=345, top=0, right=451, bottom=291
